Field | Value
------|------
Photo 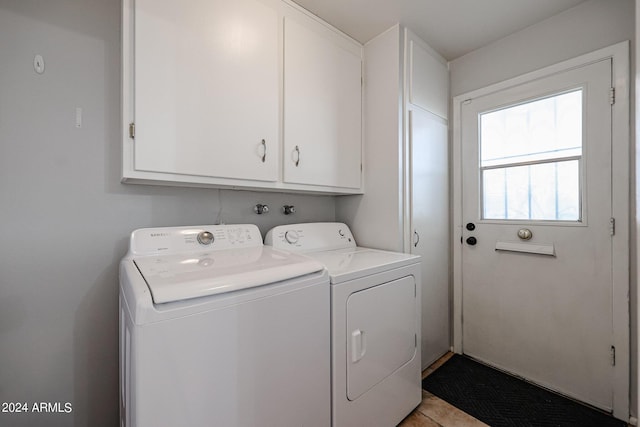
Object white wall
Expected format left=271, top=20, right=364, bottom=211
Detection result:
left=0, top=2, right=335, bottom=426
left=450, top=0, right=636, bottom=417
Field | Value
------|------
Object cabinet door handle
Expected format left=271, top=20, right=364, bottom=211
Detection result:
left=260, top=139, right=266, bottom=163
left=294, top=145, right=300, bottom=167
left=414, top=230, right=420, bottom=247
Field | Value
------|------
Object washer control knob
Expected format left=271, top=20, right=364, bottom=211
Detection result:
left=197, top=231, right=214, bottom=245
left=284, top=230, right=299, bottom=244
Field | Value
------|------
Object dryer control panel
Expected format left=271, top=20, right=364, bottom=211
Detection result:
left=129, top=224, right=262, bottom=255
left=265, top=222, right=356, bottom=253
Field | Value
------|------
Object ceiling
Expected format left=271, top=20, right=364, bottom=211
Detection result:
left=291, top=0, right=588, bottom=60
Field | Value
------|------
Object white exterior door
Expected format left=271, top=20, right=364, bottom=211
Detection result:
left=459, top=58, right=620, bottom=412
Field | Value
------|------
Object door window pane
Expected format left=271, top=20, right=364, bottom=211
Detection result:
left=482, top=160, right=580, bottom=220
left=480, top=90, right=582, bottom=221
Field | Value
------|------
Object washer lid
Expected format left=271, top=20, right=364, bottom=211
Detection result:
left=308, top=247, right=420, bottom=284
left=134, top=247, right=324, bottom=303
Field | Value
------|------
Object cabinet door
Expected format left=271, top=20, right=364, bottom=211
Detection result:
left=133, top=0, right=279, bottom=182
left=409, top=108, right=449, bottom=369
left=408, top=40, right=448, bottom=120
left=283, top=17, right=362, bottom=189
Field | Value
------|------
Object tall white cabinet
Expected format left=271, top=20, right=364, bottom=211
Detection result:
left=336, top=26, right=450, bottom=369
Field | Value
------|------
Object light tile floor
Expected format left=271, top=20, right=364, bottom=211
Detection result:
left=398, top=352, right=489, bottom=427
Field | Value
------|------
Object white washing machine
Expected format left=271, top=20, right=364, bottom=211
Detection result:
left=119, top=224, right=330, bottom=427
left=265, top=222, right=422, bottom=427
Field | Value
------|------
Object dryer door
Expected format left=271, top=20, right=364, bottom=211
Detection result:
left=346, top=276, right=417, bottom=400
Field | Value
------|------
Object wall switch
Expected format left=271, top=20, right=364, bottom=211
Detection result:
left=34, top=54, right=45, bottom=74
left=75, top=107, right=82, bottom=128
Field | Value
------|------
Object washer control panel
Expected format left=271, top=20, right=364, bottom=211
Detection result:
left=130, top=224, right=262, bottom=255
left=265, top=222, right=356, bottom=252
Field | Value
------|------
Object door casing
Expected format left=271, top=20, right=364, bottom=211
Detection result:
left=452, top=41, right=630, bottom=420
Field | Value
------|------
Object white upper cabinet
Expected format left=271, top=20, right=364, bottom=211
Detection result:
left=283, top=16, right=362, bottom=189
left=132, top=0, right=279, bottom=182
left=408, top=40, right=449, bottom=119
left=122, top=0, right=364, bottom=194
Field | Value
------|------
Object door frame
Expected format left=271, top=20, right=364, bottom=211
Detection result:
left=452, top=41, right=630, bottom=419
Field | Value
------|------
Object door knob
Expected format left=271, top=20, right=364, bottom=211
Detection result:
left=466, top=236, right=477, bottom=246
left=517, top=228, right=533, bottom=240
left=466, top=222, right=476, bottom=231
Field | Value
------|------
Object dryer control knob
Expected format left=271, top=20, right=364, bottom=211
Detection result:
left=284, top=230, right=299, bottom=244
left=197, top=231, right=214, bottom=245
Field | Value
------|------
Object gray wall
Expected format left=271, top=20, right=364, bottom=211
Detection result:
left=450, top=0, right=634, bottom=97
left=0, top=1, right=335, bottom=426
left=450, top=0, right=636, bottom=417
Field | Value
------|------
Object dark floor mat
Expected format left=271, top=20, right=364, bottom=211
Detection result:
left=422, top=354, right=625, bottom=427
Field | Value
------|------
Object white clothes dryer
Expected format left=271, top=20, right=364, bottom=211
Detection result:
left=265, top=222, right=422, bottom=427
left=119, top=224, right=330, bottom=427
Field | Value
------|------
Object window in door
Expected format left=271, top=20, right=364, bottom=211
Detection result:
left=480, top=89, right=582, bottom=221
